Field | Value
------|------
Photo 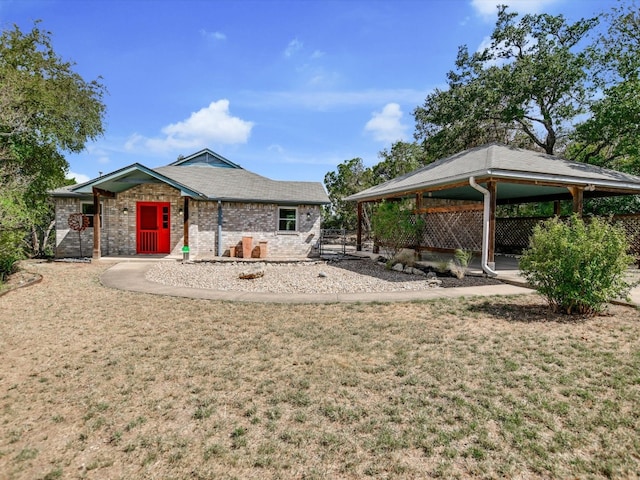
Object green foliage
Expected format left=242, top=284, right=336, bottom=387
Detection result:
left=449, top=249, right=474, bottom=279
left=0, top=21, right=106, bottom=256
left=323, top=158, right=373, bottom=230
left=0, top=166, right=28, bottom=281
left=414, top=6, right=597, bottom=157
left=568, top=1, right=640, bottom=175
left=520, top=215, right=633, bottom=315
left=372, top=141, right=429, bottom=184
left=372, top=201, right=423, bottom=259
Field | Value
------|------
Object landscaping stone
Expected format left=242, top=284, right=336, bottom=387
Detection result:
left=239, top=268, right=265, bottom=280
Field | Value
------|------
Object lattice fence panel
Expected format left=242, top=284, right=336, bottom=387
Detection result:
left=421, top=210, right=482, bottom=251
left=611, top=215, right=640, bottom=260
left=495, top=217, right=543, bottom=253
left=495, top=214, right=640, bottom=258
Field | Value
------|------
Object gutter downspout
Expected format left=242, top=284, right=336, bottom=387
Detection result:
left=217, top=200, right=223, bottom=257
left=469, top=177, right=498, bottom=277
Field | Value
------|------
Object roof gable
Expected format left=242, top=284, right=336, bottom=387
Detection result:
left=169, top=148, right=241, bottom=169
left=50, top=163, right=206, bottom=198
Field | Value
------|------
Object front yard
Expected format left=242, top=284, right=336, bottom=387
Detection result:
left=1, top=261, right=639, bottom=479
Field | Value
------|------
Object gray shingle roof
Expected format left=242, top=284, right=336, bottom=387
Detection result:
left=50, top=153, right=329, bottom=205
left=346, top=143, right=640, bottom=202
left=154, top=165, right=329, bottom=204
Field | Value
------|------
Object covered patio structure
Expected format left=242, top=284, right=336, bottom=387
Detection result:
left=345, top=144, right=640, bottom=276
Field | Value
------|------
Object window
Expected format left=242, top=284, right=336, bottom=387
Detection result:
left=82, top=203, right=95, bottom=228
left=81, top=203, right=101, bottom=228
left=278, top=207, right=297, bottom=232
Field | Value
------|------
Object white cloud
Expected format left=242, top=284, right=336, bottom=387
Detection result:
left=284, top=38, right=303, bottom=57
left=471, top=0, right=560, bottom=17
left=67, top=171, right=90, bottom=184
left=268, top=144, right=284, bottom=154
left=364, top=103, right=408, bottom=143
left=200, top=29, right=226, bottom=42
left=126, top=100, right=253, bottom=153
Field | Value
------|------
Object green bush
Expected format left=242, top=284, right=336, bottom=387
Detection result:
left=372, top=201, right=423, bottom=259
left=519, top=215, right=633, bottom=315
left=0, top=230, right=24, bottom=283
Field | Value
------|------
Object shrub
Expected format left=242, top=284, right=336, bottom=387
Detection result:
left=519, top=215, right=633, bottom=315
left=0, top=230, right=24, bottom=283
left=450, top=249, right=474, bottom=279
left=372, top=201, right=423, bottom=259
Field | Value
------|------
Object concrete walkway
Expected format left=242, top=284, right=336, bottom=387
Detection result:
left=100, top=255, right=535, bottom=304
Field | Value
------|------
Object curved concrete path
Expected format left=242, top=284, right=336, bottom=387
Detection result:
left=100, top=261, right=534, bottom=304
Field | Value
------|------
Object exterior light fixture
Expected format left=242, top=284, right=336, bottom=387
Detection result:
left=123, top=207, right=128, bottom=215
left=179, top=208, right=183, bottom=215
left=306, top=212, right=312, bottom=221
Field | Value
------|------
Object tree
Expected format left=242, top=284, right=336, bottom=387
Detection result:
left=0, top=22, right=106, bottom=257
left=323, top=158, right=373, bottom=230
left=414, top=6, right=598, bottom=158
left=568, top=2, right=640, bottom=172
left=372, top=141, right=428, bottom=183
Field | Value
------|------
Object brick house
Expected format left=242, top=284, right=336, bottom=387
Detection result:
left=50, top=149, right=330, bottom=259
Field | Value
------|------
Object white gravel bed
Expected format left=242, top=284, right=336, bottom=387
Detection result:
left=145, top=259, right=438, bottom=294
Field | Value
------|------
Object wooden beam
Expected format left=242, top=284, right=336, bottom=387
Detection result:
left=356, top=202, right=363, bottom=252
left=415, top=203, right=483, bottom=214
left=92, top=187, right=115, bottom=198
left=568, top=186, right=584, bottom=216
left=92, top=188, right=101, bottom=259
left=487, top=181, right=497, bottom=264
left=183, top=197, right=190, bottom=248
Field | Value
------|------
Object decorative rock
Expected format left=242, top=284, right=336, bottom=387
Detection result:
left=318, top=271, right=327, bottom=278
left=411, top=267, right=426, bottom=276
left=426, top=271, right=438, bottom=279
left=392, top=263, right=404, bottom=272
left=239, top=269, right=265, bottom=280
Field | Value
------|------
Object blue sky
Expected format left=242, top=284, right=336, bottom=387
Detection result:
left=1, top=0, right=615, bottom=184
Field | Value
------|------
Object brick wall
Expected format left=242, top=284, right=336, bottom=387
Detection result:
left=219, top=203, right=321, bottom=258
left=54, top=189, right=322, bottom=258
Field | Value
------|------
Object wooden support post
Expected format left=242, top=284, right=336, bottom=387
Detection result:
left=90, top=187, right=114, bottom=260
left=487, top=181, right=497, bottom=264
left=415, top=193, right=423, bottom=254
left=183, top=197, right=190, bottom=247
left=569, top=186, right=584, bottom=216
left=554, top=200, right=561, bottom=217
left=92, top=188, right=101, bottom=259
left=356, top=202, right=363, bottom=252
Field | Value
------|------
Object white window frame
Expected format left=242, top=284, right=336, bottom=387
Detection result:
left=277, top=206, right=298, bottom=233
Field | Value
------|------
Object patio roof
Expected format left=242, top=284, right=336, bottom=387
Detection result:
left=345, top=143, right=640, bottom=204
left=50, top=163, right=206, bottom=198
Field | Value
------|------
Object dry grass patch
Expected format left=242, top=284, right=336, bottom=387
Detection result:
left=1, top=260, right=639, bottom=479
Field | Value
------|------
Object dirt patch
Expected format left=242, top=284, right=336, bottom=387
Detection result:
left=1, top=260, right=639, bottom=479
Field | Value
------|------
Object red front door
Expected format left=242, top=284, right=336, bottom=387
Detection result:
left=136, top=202, right=170, bottom=254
